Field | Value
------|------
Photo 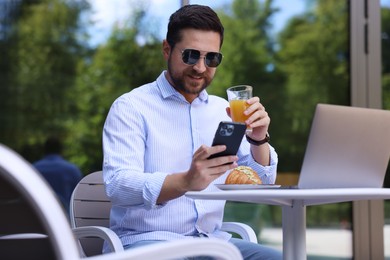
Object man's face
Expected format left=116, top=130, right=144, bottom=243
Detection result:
left=163, top=28, right=221, bottom=103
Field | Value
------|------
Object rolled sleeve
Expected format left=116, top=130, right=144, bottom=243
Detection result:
left=143, top=172, right=168, bottom=209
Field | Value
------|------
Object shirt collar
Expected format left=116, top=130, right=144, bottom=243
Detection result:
left=156, top=71, right=209, bottom=103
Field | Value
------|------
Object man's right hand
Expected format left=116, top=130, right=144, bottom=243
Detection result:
left=157, top=145, right=238, bottom=203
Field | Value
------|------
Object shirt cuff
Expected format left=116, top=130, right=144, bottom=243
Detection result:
left=143, top=171, right=168, bottom=209
left=250, top=144, right=278, bottom=183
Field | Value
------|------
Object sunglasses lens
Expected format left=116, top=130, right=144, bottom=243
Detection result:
left=205, top=52, right=223, bottom=67
left=182, top=49, right=200, bottom=65
left=182, top=49, right=222, bottom=67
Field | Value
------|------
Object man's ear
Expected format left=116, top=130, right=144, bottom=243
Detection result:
left=162, top=40, right=171, bottom=60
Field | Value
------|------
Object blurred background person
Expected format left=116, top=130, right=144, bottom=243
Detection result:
left=33, top=136, right=82, bottom=213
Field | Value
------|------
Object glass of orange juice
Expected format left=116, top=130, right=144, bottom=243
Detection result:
left=227, top=85, right=253, bottom=128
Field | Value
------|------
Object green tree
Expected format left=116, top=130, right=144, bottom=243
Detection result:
left=212, top=0, right=280, bottom=97
left=276, top=0, right=349, bottom=171
left=3, top=0, right=89, bottom=161
left=0, top=1, right=21, bottom=147
left=68, top=9, right=165, bottom=173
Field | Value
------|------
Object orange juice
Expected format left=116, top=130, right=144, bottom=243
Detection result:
left=230, top=99, right=250, bottom=123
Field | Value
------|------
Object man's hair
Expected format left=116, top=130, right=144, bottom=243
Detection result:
left=166, top=4, right=224, bottom=49
left=44, top=137, right=63, bottom=155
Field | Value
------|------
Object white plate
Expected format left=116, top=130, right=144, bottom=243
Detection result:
left=215, top=184, right=281, bottom=190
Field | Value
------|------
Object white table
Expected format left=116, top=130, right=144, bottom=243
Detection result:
left=186, top=188, right=390, bottom=260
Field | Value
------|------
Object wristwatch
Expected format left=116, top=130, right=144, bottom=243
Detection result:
left=246, top=133, right=270, bottom=146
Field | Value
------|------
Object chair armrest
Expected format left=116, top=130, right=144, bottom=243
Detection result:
left=221, top=222, right=258, bottom=243
left=72, top=226, right=124, bottom=254
left=88, top=238, right=243, bottom=260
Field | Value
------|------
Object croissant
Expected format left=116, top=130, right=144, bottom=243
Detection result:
left=225, top=166, right=262, bottom=184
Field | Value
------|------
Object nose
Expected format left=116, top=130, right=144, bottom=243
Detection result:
left=192, top=56, right=207, bottom=73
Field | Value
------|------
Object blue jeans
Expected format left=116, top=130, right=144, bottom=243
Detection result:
left=124, top=238, right=282, bottom=260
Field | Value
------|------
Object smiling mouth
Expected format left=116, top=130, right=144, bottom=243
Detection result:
left=188, top=73, right=204, bottom=80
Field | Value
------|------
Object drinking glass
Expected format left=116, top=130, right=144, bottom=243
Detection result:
left=226, top=85, right=253, bottom=128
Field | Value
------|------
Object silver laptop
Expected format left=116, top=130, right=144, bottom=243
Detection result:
left=296, top=104, right=390, bottom=189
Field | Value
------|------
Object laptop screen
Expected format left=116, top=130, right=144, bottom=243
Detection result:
left=297, top=104, right=390, bottom=189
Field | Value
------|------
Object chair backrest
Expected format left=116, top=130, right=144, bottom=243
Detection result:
left=70, top=170, right=112, bottom=256
left=0, top=144, right=80, bottom=260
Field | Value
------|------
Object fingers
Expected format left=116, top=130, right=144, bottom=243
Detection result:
left=226, top=107, right=231, bottom=118
left=208, top=161, right=238, bottom=176
left=194, top=144, right=226, bottom=160
left=245, top=97, right=270, bottom=128
left=193, top=145, right=238, bottom=175
left=195, top=145, right=238, bottom=166
left=187, top=146, right=238, bottom=191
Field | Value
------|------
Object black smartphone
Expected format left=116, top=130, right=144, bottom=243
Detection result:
left=208, top=121, right=247, bottom=159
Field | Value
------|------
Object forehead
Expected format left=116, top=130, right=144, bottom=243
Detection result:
left=177, top=28, right=221, bottom=52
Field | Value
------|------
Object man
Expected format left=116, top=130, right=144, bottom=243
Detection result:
left=34, top=137, right=82, bottom=212
left=102, top=4, right=281, bottom=259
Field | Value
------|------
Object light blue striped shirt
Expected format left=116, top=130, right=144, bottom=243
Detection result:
left=102, top=71, right=278, bottom=250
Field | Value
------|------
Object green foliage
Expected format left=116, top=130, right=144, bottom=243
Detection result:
left=67, top=11, right=165, bottom=173
left=0, top=0, right=164, bottom=173
left=276, top=0, right=349, bottom=170
left=211, top=0, right=278, bottom=97
left=1, top=0, right=89, bottom=162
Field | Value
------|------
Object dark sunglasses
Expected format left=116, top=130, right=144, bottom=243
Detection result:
left=181, top=49, right=223, bottom=68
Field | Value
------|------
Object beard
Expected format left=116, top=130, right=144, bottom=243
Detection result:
left=167, top=59, right=211, bottom=95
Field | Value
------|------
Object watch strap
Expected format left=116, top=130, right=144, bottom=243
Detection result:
left=246, top=133, right=270, bottom=146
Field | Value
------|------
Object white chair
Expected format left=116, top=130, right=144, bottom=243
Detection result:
left=0, top=143, right=243, bottom=260
left=70, top=171, right=258, bottom=256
